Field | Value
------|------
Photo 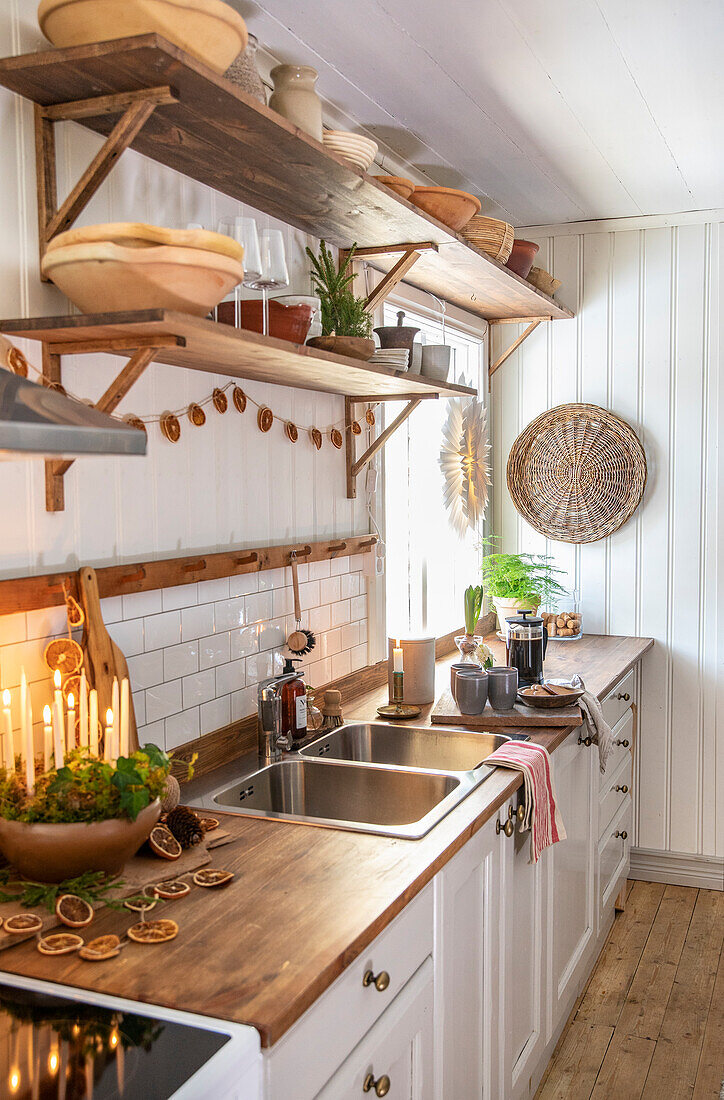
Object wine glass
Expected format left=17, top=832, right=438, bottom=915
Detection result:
left=245, top=228, right=290, bottom=335
left=216, top=217, right=262, bottom=325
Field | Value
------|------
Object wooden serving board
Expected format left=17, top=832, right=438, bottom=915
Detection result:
left=431, top=688, right=583, bottom=728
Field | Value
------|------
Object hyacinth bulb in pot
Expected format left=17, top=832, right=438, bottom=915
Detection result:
left=455, top=585, right=492, bottom=664
left=0, top=745, right=173, bottom=883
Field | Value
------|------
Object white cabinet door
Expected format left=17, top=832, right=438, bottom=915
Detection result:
left=315, top=959, right=434, bottom=1100
left=546, top=730, right=596, bottom=1037
left=434, top=814, right=502, bottom=1100
left=499, top=796, right=548, bottom=1100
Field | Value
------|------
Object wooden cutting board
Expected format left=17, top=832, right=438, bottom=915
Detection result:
left=431, top=688, right=583, bottom=728
left=79, top=565, right=138, bottom=751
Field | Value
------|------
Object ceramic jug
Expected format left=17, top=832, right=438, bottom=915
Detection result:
left=269, top=65, right=323, bottom=141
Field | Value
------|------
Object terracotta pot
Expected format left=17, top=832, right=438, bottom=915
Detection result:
left=374, top=176, right=415, bottom=201
left=217, top=299, right=315, bottom=343
left=0, top=800, right=161, bottom=883
left=307, top=335, right=375, bottom=361
left=505, top=239, right=540, bottom=279
left=409, top=186, right=481, bottom=231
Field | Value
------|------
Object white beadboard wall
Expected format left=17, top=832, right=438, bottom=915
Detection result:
left=490, top=211, right=722, bottom=861
left=0, top=2, right=370, bottom=749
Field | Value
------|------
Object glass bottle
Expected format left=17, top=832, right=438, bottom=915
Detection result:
left=224, top=34, right=266, bottom=105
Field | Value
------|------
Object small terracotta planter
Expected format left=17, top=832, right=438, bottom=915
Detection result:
left=0, top=800, right=161, bottom=883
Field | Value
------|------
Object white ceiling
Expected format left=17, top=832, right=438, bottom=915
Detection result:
left=236, top=0, right=723, bottom=226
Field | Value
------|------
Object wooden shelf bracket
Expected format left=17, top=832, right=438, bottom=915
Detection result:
left=338, top=242, right=437, bottom=313
left=345, top=392, right=438, bottom=498
left=34, top=85, right=178, bottom=274
left=487, top=318, right=545, bottom=388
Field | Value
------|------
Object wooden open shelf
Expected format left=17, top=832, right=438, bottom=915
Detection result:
left=0, top=35, right=573, bottom=324
left=0, top=310, right=477, bottom=399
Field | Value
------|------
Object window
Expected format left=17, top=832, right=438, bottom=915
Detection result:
left=380, top=301, right=487, bottom=639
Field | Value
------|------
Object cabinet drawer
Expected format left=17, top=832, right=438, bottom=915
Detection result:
left=265, top=884, right=433, bottom=1100
left=598, top=800, right=632, bottom=919
left=315, top=958, right=434, bottom=1100
left=601, top=669, right=635, bottom=729
left=599, top=753, right=632, bottom=840
left=600, top=709, right=634, bottom=791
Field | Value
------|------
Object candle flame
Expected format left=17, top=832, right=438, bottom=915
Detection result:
left=105, top=709, right=113, bottom=726
left=67, top=693, right=74, bottom=709
left=8, top=1068, right=19, bottom=1093
left=53, top=669, right=61, bottom=689
left=2, top=689, right=10, bottom=707
left=43, top=704, right=51, bottom=724
left=396, top=638, right=401, bottom=648
left=48, top=1049, right=59, bottom=1075
left=109, top=1029, right=119, bottom=1049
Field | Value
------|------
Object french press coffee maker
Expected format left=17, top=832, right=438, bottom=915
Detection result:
left=505, top=610, right=548, bottom=686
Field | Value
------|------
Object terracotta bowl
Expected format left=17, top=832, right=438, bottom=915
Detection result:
left=0, top=800, right=161, bottom=883
left=307, top=335, right=375, bottom=361
left=38, top=0, right=247, bottom=74
left=374, top=176, right=416, bottom=201
left=217, top=299, right=315, bottom=343
left=505, top=239, right=540, bottom=279
left=42, top=241, right=244, bottom=316
left=409, top=186, right=481, bottom=231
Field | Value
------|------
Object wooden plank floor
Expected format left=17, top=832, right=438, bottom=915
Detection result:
left=535, top=881, right=724, bottom=1099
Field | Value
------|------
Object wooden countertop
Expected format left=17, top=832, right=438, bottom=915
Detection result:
left=0, top=634, right=652, bottom=1047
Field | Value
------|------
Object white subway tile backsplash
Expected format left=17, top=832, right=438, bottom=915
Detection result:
left=245, top=590, right=273, bottom=623
left=258, top=619, right=286, bottom=652
left=162, top=641, right=198, bottom=682
left=350, top=595, right=367, bottom=621
left=182, top=668, right=216, bottom=708
left=200, top=695, right=230, bottom=736
left=272, top=586, right=294, bottom=618
left=308, top=559, right=331, bottom=581
left=165, top=706, right=200, bottom=749
left=197, top=577, right=230, bottom=603
left=246, top=650, right=274, bottom=684
left=100, top=596, right=124, bottom=624
left=340, top=573, right=361, bottom=600
left=108, top=619, right=144, bottom=658
left=0, top=613, right=27, bottom=648
left=229, top=572, right=259, bottom=598
left=309, top=656, right=331, bottom=686
left=330, top=555, right=350, bottom=576
left=214, top=596, right=246, bottom=632
left=358, top=619, right=368, bottom=644
left=138, top=719, right=165, bottom=748
left=341, top=622, right=360, bottom=651
left=181, top=603, right=215, bottom=641
left=128, top=649, right=165, bottom=690
left=331, top=650, right=351, bottom=679
left=349, top=554, right=365, bottom=573
left=122, top=590, right=162, bottom=620
left=132, top=690, right=146, bottom=727
left=199, top=632, right=231, bottom=670
left=299, top=580, right=320, bottom=611
left=0, top=639, right=48, bottom=686
left=25, top=606, right=67, bottom=641
left=351, top=643, right=367, bottom=671
left=162, top=583, right=198, bottom=611
left=145, top=679, right=182, bottom=723
left=331, top=599, right=351, bottom=627
left=144, top=610, right=181, bottom=651
left=308, top=604, right=331, bottom=634
left=230, top=625, right=259, bottom=660
left=318, top=628, right=341, bottom=659
left=258, top=566, right=287, bottom=591
left=320, top=576, right=341, bottom=605
left=215, top=658, right=246, bottom=697
left=231, top=686, right=255, bottom=722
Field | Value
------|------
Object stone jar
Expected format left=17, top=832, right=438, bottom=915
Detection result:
left=269, top=65, right=323, bottom=141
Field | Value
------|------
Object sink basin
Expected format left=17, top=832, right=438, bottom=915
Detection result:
left=300, top=722, right=510, bottom=772
left=210, top=757, right=485, bottom=839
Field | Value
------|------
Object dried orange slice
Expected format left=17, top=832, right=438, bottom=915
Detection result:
left=124, top=894, right=157, bottom=913
left=365, top=407, right=376, bottom=426
left=62, top=674, right=81, bottom=706
left=55, top=894, right=93, bottom=928
left=153, top=880, right=191, bottom=900
left=187, top=403, right=206, bottom=427
left=79, top=935, right=121, bottom=961
left=330, top=428, right=343, bottom=449
left=37, top=933, right=84, bottom=955
left=193, top=869, right=234, bottom=888
left=64, top=593, right=85, bottom=629
left=44, top=637, right=83, bottom=676
left=127, top=919, right=178, bottom=944
left=149, top=825, right=182, bottom=861
left=212, top=388, right=228, bottom=414
left=309, top=427, right=322, bottom=450
left=4, top=913, right=43, bottom=935
left=351, top=420, right=362, bottom=435
left=257, top=406, right=273, bottom=433
left=200, top=817, right=219, bottom=833
left=232, top=386, right=247, bottom=414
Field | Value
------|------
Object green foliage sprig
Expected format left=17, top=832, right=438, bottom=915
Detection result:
left=0, top=868, right=151, bottom=913
left=480, top=536, right=568, bottom=607
left=0, top=744, right=170, bottom=825
left=306, top=240, right=373, bottom=338
left=464, top=585, right=484, bottom=635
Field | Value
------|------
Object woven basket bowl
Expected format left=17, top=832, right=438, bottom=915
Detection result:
left=461, top=216, right=514, bottom=263
left=527, top=266, right=562, bottom=296
left=506, top=403, right=647, bottom=544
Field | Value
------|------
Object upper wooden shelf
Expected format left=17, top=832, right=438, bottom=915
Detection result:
left=0, top=310, right=477, bottom=400
left=0, top=35, right=573, bottom=324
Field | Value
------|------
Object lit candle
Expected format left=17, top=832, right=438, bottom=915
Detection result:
left=111, top=678, right=119, bottom=761
left=53, top=670, right=64, bottom=751
left=25, top=688, right=34, bottom=796
left=43, top=705, right=52, bottom=771
left=119, top=678, right=129, bottom=758
left=78, top=671, right=88, bottom=748
left=2, top=689, right=13, bottom=772
left=52, top=693, right=64, bottom=770
left=393, top=639, right=404, bottom=673
left=89, top=690, right=99, bottom=756
left=104, top=709, right=114, bottom=763
left=19, top=670, right=27, bottom=767
left=66, top=693, right=75, bottom=751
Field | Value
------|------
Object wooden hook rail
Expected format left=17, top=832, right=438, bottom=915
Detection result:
left=0, top=534, right=378, bottom=617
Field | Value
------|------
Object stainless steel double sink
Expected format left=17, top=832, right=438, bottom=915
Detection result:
left=205, top=723, right=510, bottom=839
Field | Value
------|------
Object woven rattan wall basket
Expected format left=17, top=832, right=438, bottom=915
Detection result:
left=506, top=403, right=647, bottom=544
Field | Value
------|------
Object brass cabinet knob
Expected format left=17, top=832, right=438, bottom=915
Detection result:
left=496, top=815, right=515, bottom=838
left=614, top=829, right=628, bottom=840
left=516, top=803, right=525, bottom=822
left=363, top=1072, right=391, bottom=1096
left=616, top=692, right=631, bottom=701
left=614, top=738, right=630, bottom=747
left=578, top=735, right=593, bottom=747
left=614, top=784, right=629, bottom=793
left=362, top=969, right=390, bottom=993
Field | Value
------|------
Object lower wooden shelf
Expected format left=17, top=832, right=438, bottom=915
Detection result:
left=0, top=309, right=477, bottom=400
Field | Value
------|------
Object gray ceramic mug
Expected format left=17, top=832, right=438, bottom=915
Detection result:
left=456, top=670, right=489, bottom=715
left=487, top=666, right=518, bottom=711
left=451, top=661, right=481, bottom=702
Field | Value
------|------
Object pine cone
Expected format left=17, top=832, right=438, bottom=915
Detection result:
left=161, top=774, right=181, bottom=814
left=166, top=805, right=204, bottom=848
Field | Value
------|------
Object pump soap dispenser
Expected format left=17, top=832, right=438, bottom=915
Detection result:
left=280, top=658, right=307, bottom=745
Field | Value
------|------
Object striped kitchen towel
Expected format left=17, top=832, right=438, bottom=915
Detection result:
left=486, top=741, right=566, bottom=863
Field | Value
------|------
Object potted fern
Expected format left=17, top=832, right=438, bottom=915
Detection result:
left=480, top=539, right=567, bottom=636
left=305, top=241, right=374, bottom=361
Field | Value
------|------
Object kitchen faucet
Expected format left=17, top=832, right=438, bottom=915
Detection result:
left=257, top=673, right=297, bottom=765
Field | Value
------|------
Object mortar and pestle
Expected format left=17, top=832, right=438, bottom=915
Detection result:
left=374, top=310, right=420, bottom=354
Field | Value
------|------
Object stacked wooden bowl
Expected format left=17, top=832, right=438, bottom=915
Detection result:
left=460, top=216, right=514, bottom=263
left=41, top=223, right=244, bottom=316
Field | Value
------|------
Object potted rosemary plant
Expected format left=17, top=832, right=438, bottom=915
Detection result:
left=305, top=241, right=375, bottom=361
left=480, top=539, right=567, bottom=635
